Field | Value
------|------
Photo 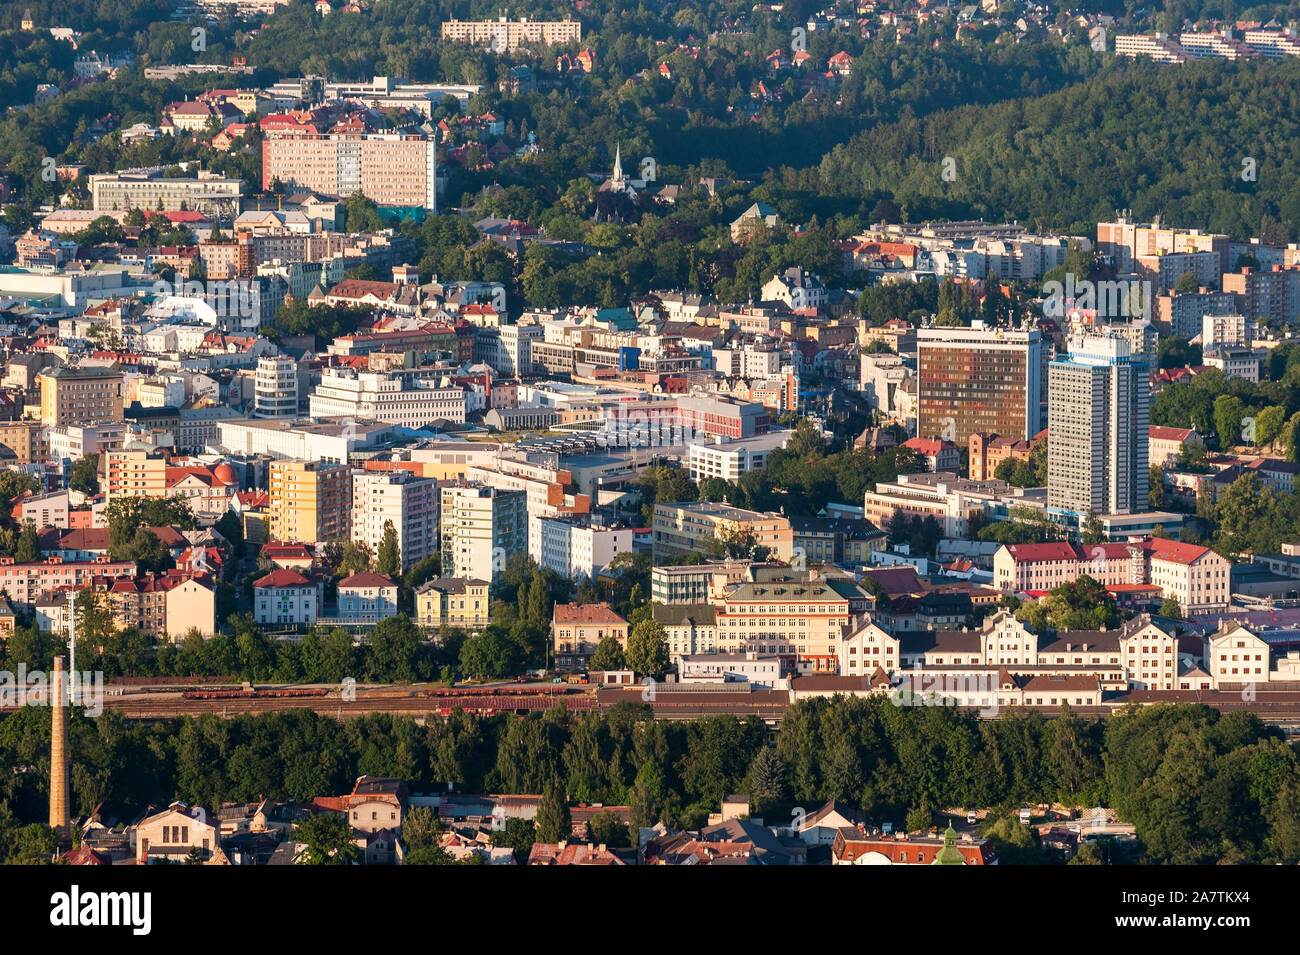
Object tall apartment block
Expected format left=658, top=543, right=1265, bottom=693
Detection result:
left=1096, top=217, right=1231, bottom=278
left=440, top=485, right=527, bottom=583
left=261, top=127, right=437, bottom=210
left=439, top=17, right=582, bottom=49
left=253, top=354, right=299, bottom=418
left=351, top=470, right=438, bottom=570
left=1047, top=333, right=1150, bottom=518
left=916, top=322, right=1044, bottom=447
left=38, top=365, right=125, bottom=427
left=268, top=459, right=352, bottom=544
left=104, top=449, right=167, bottom=502
left=1155, top=289, right=1242, bottom=338
left=1221, top=266, right=1300, bottom=326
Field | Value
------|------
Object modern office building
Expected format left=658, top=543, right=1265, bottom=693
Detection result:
left=916, top=322, right=1044, bottom=447
left=89, top=171, right=243, bottom=215
left=308, top=368, right=467, bottom=427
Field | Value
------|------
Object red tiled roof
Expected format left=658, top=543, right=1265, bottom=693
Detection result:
left=1145, top=536, right=1213, bottom=565
left=1149, top=425, right=1194, bottom=442
left=1003, top=542, right=1079, bottom=562
left=326, top=279, right=399, bottom=300
left=261, top=542, right=313, bottom=558
left=904, top=437, right=952, bottom=456
left=339, top=572, right=396, bottom=589
left=552, top=602, right=627, bottom=625
left=254, top=569, right=312, bottom=588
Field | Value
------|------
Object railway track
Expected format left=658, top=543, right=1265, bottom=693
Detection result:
left=9, top=681, right=1300, bottom=724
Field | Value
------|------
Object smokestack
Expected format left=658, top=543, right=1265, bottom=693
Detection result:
left=49, top=655, right=69, bottom=837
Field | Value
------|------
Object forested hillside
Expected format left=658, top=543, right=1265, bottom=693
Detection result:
left=810, top=58, right=1300, bottom=238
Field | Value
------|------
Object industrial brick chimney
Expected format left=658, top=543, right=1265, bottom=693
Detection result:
left=48, top=655, right=69, bottom=836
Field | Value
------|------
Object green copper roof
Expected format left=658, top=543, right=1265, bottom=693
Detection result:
left=932, top=824, right=966, bottom=865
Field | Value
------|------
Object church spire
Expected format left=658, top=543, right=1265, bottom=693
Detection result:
left=612, top=143, right=623, bottom=184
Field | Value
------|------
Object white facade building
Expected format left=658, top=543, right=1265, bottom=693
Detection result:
left=1047, top=332, right=1149, bottom=517
left=254, top=354, right=299, bottom=418
left=351, top=470, right=438, bottom=570
left=534, top=516, right=636, bottom=580
left=309, top=368, right=467, bottom=427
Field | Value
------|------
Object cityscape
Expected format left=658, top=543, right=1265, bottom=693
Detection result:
left=0, top=0, right=1293, bottom=914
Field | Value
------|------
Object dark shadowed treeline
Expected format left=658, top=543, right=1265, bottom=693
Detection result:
left=0, top=698, right=1296, bottom=864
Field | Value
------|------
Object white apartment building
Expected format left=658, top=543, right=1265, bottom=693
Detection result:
left=712, top=346, right=784, bottom=379
left=859, top=351, right=915, bottom=424
left=254, top=354, right=299, bottom=418
left=464, top=458, right=588, bottom=556
left=136, top=376, right=186, bottom=409
left=686, top=430, right=791, bottom=483
left=534, top=516, right=635, bottom=580
left=47, top=422, right=126, bottom=467
left=487, top=322, right=542, bottom=377
left=1202, top=346, right=1261, bottom=382
left=1201, top=313, right=1249, bottom=348
left=1096, top=217, right=1230, bottom=277
left=1136, top=249, right=1222, bottom=291
left=1114, top=33, right=1190, bottom=62
left=1208, top=623, right=1271, bottom=685
left=351, top=470, right=438, bottom=571
left=439, top=485, right=528, bottom=583
left=439, top=17, right=582, bottom=49
left=308, top=368, right=467, bottom=427
left=1178, top=32, right=1259, bottom=59
left=1243, top=28, right=1300, bottom=56
left=14, top=490, right=69, bottom=529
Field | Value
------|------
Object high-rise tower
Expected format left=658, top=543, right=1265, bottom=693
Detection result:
left=1047, top=332, right=1150, bottom=517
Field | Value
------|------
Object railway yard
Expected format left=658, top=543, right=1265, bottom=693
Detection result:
left=6, top=677, right=1297, bottom=731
